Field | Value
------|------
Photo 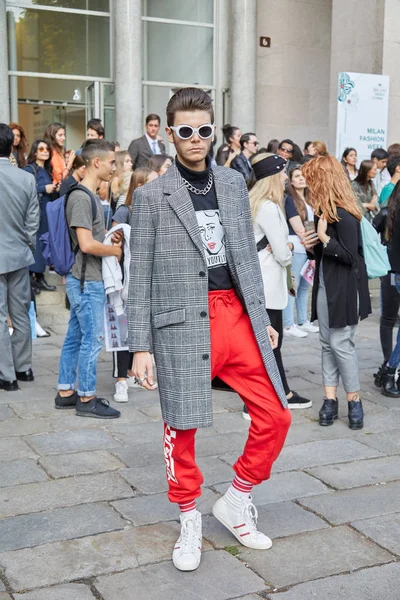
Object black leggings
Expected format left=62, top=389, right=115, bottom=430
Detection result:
left=267, top=308, right=290, bottom=395
left=380, top=274, right=400, bottom=362
left=112, top=351, right=133, bottom=379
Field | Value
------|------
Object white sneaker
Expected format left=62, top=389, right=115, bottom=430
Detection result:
left=113, top=380, right=129, bottom=403
left=172, top=510, right=202, bottom=571
left=298, top=321, right=319, bottom=333
left=36, top=321, right=50, bottom=338
left=212, top=492, right=272, bottom=550
left=284, top=325, right=308, bottom=339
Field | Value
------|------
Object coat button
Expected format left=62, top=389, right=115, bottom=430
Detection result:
left=202, top=353, right=209, bottom=360
left=200, top=311, right=207, bottom=317
left=199, top=271, right=206, bottom=277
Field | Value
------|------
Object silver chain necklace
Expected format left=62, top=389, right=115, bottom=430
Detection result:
left=181, top=171, right=214, bottom=196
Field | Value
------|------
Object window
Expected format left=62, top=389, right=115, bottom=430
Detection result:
left=7, top=6, right=110, bottom=77
left=142, top=0, right=213, bottom=23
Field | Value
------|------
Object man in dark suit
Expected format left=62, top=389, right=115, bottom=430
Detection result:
left=231, top=132, right=259, bottom=181
left=128, top=113, right=166, bottom=169
left=0, top=124, right=39, bottom=390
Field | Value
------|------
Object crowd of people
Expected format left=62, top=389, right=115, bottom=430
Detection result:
left=1, top=86, right=400, bottom=573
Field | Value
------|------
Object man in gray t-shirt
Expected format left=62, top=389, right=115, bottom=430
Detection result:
left=66, top=188, right=105, bottom=281
left=56, top=140, right=123, bottom=420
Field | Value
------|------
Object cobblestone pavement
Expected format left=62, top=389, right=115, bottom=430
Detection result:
left=0, top=309, right=399, bottom=599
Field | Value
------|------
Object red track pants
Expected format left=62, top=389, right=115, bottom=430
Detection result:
left=164, top=289, right=292, bottom=504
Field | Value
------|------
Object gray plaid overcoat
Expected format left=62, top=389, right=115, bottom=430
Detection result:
left=127, top=163, right=287, bottom=430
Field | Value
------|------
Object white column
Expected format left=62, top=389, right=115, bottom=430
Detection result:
left=231, top=0, right=257, bottom=133
left=0, top=0, right=10, bottom=123
left=114, top=0, right=142, bottom=149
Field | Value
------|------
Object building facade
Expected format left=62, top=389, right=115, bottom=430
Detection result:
left=0, top=0, right=399, bottom=153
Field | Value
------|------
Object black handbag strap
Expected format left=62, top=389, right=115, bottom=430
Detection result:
left=256, top=236, right=269, bottom=252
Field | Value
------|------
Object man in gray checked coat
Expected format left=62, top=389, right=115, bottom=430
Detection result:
left=127, top=88, right=291, bottom=572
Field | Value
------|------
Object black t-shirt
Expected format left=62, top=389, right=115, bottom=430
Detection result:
left=284, top=195, right=299, bottom=235
left=176, top=157, right=233, bottom=291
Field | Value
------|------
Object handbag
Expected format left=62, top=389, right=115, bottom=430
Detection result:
left=360, top=216, right=391, bottom=279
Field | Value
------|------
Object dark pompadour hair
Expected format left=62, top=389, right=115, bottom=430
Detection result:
left=166, top=88, right=214, bottom=127
left=81, top=139, right=115, bottom=165
left=240, top=133, right=256, bottom=151
left=387, top=154, right=400, bottom=177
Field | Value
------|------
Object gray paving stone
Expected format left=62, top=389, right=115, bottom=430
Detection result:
left=106, top=420, right=165, bottom=445
left=0, top=437, right=37, bottom=461
left=0, top=595, right=11, bottom=600
left=39, top=450, right=124, bottom=478
left=215, top=471, right=329, bottom=505
left=352, top=513, right=400, bottom=554
left=352, top=410, right=400, bottom=434
left=95, top=551, right=266, bottom=600
left=0, top=503, right=126, bottom=552
left=284, top=419, right=357, bottom=446
left=195, top=432, right=249, bottom=458
left=0, top=406, right=15, bottom=421
left=112, top=487, right=219, bottom=525
left=0, top=459, right=48, bottom=488
left=13, top=584, right=95, bottom=599
left=209, top=412, right=250, bottom=435
left=356, top=430, right=400, bottom=455
left=9, top=399, right=57, bottom=419
left=273, top=438, right=383, bottom=473
left=0, top=524, right=182, bottom=591
left=267, top=563, right=400, bottom=599
left=120, top=463, right=169, bottom=494
left=0, top=582, right=4, bottom=592
left=26, top=429, right=121, bottom=455
left=307, top=456, right=400, bottom=489
left=241, top=526, right=392, bottom=588
left=0, top=419, right=54, bottom=438
left=111, top=442, right=164, bottom=468
left=203, top=500, right=328, bottom=547
left=299, top=481, right=400, bottom=524
left=0, top=472, right=133, bottom=518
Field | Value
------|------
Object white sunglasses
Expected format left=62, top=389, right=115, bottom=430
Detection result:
left=170, top=124, right=215, bottom=140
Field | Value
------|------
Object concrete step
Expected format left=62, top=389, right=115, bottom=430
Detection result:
left=37, top=305, right=70, bottom=328
left=36, top=288, right=65, bottom=307
left=44, top=271, right=65, bottom=287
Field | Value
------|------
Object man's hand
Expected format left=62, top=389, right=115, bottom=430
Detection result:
left=267, top=325, right=279, bottom=350
left=132, top=351, right=157, bottom=390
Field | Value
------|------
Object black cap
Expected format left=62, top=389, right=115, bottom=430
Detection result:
left=253, top=154, right=287, bottom=181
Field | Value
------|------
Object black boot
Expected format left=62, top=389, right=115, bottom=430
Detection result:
left=373, top=363, right=385, bottom=388
left=381, top=366, right=400, bottom=398
left=319, top=397, right=338, bottom=426
left=348, top=399, right=364, bottom=430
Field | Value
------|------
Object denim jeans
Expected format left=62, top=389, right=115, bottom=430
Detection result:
left=58, top=274, right=105, bottom=396
left=283, top=253, right=310, bottom=327
left=387, top=274, right=400, bottom=368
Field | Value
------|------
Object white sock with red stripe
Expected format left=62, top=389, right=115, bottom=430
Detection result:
left=228, top=475, right=253, bottom=500
left=179, top=499, right=197, bottom=516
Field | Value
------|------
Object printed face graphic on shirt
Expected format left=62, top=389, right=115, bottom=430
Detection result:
left=196, top=209, right=227, bottom=268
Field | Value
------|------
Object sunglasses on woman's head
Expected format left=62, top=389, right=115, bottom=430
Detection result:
left=170, top=124, right=215, bottom=140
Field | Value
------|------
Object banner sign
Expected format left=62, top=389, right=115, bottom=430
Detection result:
left=336, top=72, right=390, bottom=163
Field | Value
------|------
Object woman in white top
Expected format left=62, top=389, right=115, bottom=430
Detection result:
left=283, top=165, right=319, bottom=338
left=248, top=153, right=312, bottom=413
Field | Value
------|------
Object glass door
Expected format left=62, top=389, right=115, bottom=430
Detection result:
left=85, top=81, right=101, bottom=123
left=85, top=81, right=115, bottom=141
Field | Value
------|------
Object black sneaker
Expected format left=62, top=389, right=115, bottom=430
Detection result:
left=55, top=391, right=78, bottom=410
left=287, top=391, right=312, bottom=409
left=76, top=397, right=121, bottom=419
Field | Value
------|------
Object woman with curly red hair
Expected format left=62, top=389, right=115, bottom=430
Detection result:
left=9, top=123, right=28, bottom=168
left=302, top=155, right=371, bottom=430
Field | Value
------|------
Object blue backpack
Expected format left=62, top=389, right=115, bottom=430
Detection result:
left=41, top=184, right=97, bottom=287
left=360, top=216, right=391, bottom=279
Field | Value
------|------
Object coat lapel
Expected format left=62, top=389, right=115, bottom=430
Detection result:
left=212, top=168, right=239, bottom=250
left=163, top=165, right=206, bottom=263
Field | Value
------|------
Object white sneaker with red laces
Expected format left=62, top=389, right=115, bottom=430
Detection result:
left=172, top=510, right=202, bottom=571
left=212, top=492, right=272, bottom=550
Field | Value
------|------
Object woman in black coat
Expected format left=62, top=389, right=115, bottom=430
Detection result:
left=302, top=155, right=371, bottom=430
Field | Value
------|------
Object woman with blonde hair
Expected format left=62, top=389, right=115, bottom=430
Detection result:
left=247, top=153, right=312, bottom=415
left=312, top=140, right=328, bottom=157
left=110, top=166, right=158, bottom=403
left=302, top=155, right=370, bottom=430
